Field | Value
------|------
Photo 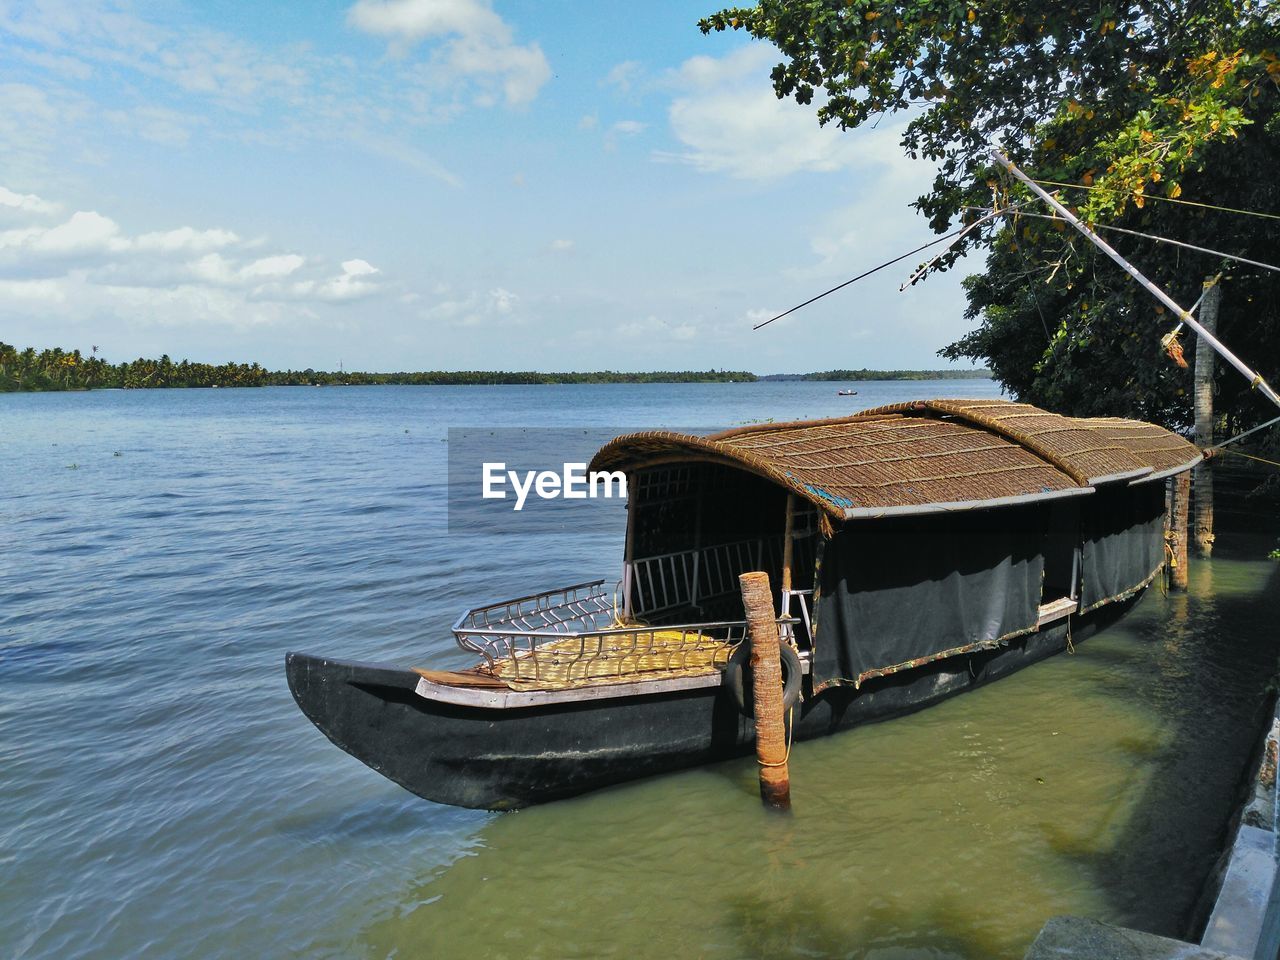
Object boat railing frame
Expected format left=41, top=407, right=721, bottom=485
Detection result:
left=453, top=579, right=798, bottom=681
left=624, top=533, right=818, bottom=620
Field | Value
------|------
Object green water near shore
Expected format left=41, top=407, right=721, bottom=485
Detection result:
left=363, top=553, right=1279, bottom=960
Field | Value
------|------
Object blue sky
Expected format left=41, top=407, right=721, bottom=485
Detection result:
left=0, top=0, right=982, bottom=373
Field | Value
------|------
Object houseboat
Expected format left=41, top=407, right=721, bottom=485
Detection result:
left=286, top=398, right=1201, bottom=809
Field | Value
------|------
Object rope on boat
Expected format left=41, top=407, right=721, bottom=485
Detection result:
left=1205, top=414, right=1280, bottom=454
left=1217, top=448, right=1280, bottom=470
left=1160, top=278, right=1218, bottom=369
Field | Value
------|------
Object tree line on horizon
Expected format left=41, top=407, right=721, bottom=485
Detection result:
left=0, top=342, right=989, bottom=392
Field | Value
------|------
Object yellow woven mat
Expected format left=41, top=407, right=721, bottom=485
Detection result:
left=488, top=630, right=734, bottom=691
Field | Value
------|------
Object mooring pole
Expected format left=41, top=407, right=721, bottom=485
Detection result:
left=1169, top=473, right=1191, bottom=590
left=739, top=571, right=791, bottom=811
left=1194, top=278, right=1220, bottom=558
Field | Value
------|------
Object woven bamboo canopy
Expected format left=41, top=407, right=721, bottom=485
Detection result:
left=589, top=398, right=1203, bottom=521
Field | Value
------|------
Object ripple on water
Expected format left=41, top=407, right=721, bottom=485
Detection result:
left=1, top=383, right=1277, bottom=960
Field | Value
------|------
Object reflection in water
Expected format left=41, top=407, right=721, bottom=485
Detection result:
left=363, top=548, right=1278, bottom=960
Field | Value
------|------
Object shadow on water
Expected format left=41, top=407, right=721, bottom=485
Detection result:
left=1042, top=534, right=1280, bottom=941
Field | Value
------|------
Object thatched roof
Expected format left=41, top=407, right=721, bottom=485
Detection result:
left=589, top=398, right=1202, bottom=521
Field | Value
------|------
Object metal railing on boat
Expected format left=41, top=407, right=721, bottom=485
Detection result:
left=452, top=579, right=798, bottom=691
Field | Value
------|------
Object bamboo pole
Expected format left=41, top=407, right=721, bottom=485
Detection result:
left=781, top=494, right=796, bottom=595
left=989, top=147, right=1280, bottom=411
left=622, top=482, right=637, bottom=619
left=739, top=571, right=791, bottom=811
left=1194, top=279, right=1220, bottom=558
left=1169, top=473, right=1191, bottom=590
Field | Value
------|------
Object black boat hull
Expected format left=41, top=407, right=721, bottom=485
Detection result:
left=285, top=596, right=1136, bottom=809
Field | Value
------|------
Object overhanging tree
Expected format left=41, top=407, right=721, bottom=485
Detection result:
left=701, top=1, right=1280, bottom=432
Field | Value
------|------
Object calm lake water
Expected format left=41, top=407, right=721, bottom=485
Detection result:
left=3, top=381, right=1278, bottom=960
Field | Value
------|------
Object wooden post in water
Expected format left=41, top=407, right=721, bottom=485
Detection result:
left=1169, top=473, right=1191, bottom=590
left=739, top=571, right=791, bottom=811
left=1194, top=278, right=1220, bottom=558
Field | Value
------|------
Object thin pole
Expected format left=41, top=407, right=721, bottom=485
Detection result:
left=989, top=147, right=1280, bottom=410
left=781, top=495, right=796, bottom=595
left=1194, top=278, right=1220, bottom=558
left=622, top=484, right=637, bottom=619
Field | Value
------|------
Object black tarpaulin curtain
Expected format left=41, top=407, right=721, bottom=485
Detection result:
left=1080, top=483, right=1167, bottom=611
left=813, top=504, right=1047, bottom=689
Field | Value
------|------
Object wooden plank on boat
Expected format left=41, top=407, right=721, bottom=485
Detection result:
left=413, top=648, right=815, bottom=709
left=412, top=668, right=508, bottom=688
left=1037, top=597, right=1078, bottom=626
left=413, top=669, right=725, bottom=709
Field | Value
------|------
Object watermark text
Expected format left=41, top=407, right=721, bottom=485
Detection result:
left=481, top=462, right=627, bottom=511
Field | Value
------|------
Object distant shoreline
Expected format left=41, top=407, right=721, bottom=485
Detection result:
left=0, top=344, right=989, bottom=392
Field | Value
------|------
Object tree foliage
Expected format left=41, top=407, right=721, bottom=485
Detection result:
left=702, top=0, right=1280, bottom=434
left=0, top=343, right=758, bottom=390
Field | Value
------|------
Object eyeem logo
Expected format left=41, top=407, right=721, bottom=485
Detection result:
left=482, top=463, right=627, bottom=511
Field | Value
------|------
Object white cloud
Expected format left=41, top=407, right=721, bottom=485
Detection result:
left=489, top=286, right=515, bottom=312
left=603, top=119, right=647, bottom=151
left=188, top=253, right=238, bottom=286
left=11, top=47, right=94, bottom=80
left=0, top=277, right=67, bottom=302
left=549, top=239, right=573, bottom=252
left=347, top=0, right=551, bottom=106
left=0, top=2, right=481, bottom=186
left=423, top=285, right=523, bottom=327
left=342, top=258, right=379, bottom=277
left=0, top=186, right=60, bottom=215
left=0, top=210, right=128, bottom=255
left=135, top=226, right=241, bottom=253
left=660, top=44, right=892, bottom=181
left=289, top=258, right=383, bottom=302
left=617, top=314, right=696, bottom=341
left=242, top=254, right=306, bottom=279
left=604, top=60, right=642, bottom=93
left=109, top=106, right=204, bottom=147
left=0, top=184, right=386, bottom=328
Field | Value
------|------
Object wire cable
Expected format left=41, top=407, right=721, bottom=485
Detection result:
left=1218, top=448, right=1280, bottom=470
left=967, top=206, right=1280, bottom=276
left=898, top=203, right=1030, bottom=290
left=753, top=227, right=971, bottom=331
left=1206, top=414, right=1280, bottom=452
left=968, top=206, right=1280, bottom=275
left=1029, top=178, right=1280, bottom=223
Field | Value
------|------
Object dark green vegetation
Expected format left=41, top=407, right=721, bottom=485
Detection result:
left=0, top=343, right=994, bottom=391
left=0, top=343, right=758, bottom=390
left=701, top=0, right=1280, bottom=439
left=761, top=368, right=990, bottom=381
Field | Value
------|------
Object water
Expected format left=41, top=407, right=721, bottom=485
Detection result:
left=2, top=381, right=1277, bottom=960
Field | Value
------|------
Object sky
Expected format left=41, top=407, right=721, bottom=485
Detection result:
left=0, top=0, right=985, bottom=374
